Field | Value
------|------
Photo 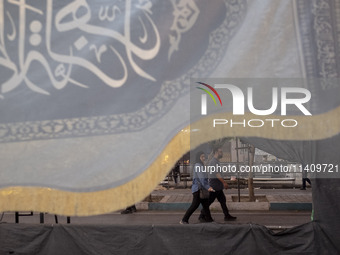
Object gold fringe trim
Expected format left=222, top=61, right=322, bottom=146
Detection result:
left=0, top=128, right=191, bottom=216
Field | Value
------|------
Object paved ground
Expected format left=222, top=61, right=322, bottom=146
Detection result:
left=0, top=211, right=312, bottom=231
left=151, top=187, right=312, bottom=203
left=147, top=187, right=312, bottom=211
left=0, top=187, right=313, bottom=231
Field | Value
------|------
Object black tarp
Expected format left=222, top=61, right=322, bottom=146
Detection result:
left=0, top=222, right=335, bottom=255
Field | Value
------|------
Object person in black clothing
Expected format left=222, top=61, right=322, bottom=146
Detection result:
left=300, top=164, right=311, bottom=190
left=172, top=161, right=180, bottom=185
left=180, top=151, right=214, bottom=224
left=199, top=147, right=236, bottom=222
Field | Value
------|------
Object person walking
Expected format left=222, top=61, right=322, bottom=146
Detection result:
left=180, top=151, right=214, bottom=224
left=172, top=161, right=180, bottom=186
left=300, top=165, right=311, bottom=190
left=199, top=147, right=236, bottom=222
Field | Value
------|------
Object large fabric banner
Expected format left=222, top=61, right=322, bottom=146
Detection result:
left=0, top=0, right=247, bottom=215
left=0, top=0, right=339, bottom=221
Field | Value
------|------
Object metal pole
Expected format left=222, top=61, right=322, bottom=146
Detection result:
left=39, top=213, right=44, bottom=224
left=15, top=212, right=19, bottom=223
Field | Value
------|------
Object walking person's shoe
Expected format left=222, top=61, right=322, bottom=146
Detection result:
left=224, top=214, right=237, bottom=221
left=300, top=187, right=306, bottom=190
left=205, top=218, right=214, bottom=223
left=179, top=220, right=189, bottom=224
left=198, top=216, right=214, bottom=223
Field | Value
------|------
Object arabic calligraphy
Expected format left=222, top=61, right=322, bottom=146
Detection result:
left=0, top=0, right=161, bottom=97
left=0, top=0, right=249, bottom=143
left=99, top=4, right=121, bottom=22
left=168, top=0, right=199, bottom=60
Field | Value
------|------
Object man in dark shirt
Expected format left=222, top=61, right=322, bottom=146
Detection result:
left=199, top=147, right=236, bottom=222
